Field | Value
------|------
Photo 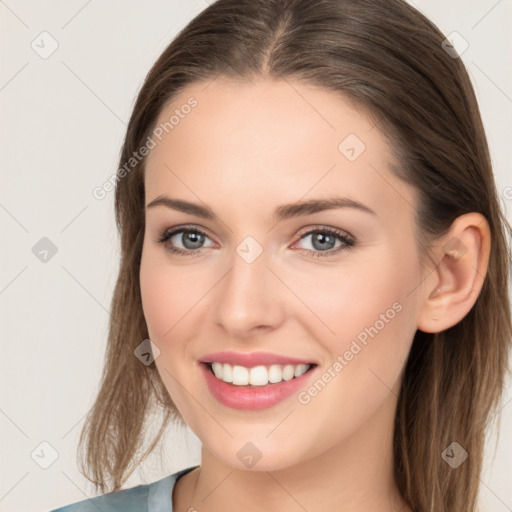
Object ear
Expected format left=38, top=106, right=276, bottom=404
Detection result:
left=417, top=212, right=491, bottom=333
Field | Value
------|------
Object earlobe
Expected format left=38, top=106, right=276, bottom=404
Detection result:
left=417, top=213, right=491, bottom=333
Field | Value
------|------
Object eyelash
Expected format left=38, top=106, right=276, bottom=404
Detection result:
left=155, top=224, right=355, bottom=259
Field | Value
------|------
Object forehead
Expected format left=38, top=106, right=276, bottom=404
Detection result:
left=144, top=78, right=415, bottom=220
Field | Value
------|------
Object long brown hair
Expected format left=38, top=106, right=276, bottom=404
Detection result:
left=77, top=1, right=512, bottom=510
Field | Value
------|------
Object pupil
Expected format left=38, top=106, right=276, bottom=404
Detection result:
left=183, top=232, right=204, bottom=249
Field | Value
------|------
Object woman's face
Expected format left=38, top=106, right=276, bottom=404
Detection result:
left=140, top=78, right=426, bottom=471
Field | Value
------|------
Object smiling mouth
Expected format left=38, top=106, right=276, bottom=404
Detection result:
left=203, top=361, right=317, bottom=387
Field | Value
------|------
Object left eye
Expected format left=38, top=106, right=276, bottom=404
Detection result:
left=293, top=228, right=354, bottom=256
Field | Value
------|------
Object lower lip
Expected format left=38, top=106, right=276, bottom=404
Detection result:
left=199, top=363, right=316, bottom=410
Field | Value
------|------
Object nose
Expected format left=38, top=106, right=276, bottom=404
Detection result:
left=213, top=244, right=285, bottom=340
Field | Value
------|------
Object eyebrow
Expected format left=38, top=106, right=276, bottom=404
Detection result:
left=145, top=195, right=376, bottom=221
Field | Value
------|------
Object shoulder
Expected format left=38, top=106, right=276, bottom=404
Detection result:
left=48, top=466, right=198, bottom=512
left=49, top=480, right=153, bottom=512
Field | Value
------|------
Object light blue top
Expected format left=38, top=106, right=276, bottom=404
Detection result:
left=49, top=466, right=199, bottom=512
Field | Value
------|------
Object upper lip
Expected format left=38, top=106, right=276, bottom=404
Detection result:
left=199, top=351, right=317, bottom=367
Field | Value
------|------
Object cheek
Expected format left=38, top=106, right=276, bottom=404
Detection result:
left=140, top=262, right=172, bottom=340
left=287, top=246, right=419, bottom=404
left=140, top=248, right=204, bottom=341
left=285, top=249, right=418, bottom=344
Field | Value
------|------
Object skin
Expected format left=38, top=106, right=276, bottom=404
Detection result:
left=139, top=78, right=490, bottom=512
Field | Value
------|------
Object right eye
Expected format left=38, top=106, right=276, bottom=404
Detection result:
left=155, top=225, right=216, bottom=256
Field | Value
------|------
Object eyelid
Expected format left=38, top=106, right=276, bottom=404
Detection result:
left=157, top=223, right=215, bottom=240
left=295, top=224, right=354, bottom=243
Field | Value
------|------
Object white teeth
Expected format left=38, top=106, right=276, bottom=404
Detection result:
left=212, top=362, right=223, bottom=379
left=282, top=364, right=295, bottom=381
left=249, top=365, right=268, bottom=386
left=232, top=365, right=249, bottom=385
left=209, top=362, right=312, bottom=386
left=222, top=363, right=233, bottom=383
left=268, top=364, right=282, bottom=383
left=294, top=364, right=309, bottom=377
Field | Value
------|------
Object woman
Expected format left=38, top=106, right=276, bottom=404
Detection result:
left=50, top=0, right=512, bottom=510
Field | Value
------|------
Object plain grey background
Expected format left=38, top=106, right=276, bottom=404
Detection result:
left=1, top=1, right=511, bottom=511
